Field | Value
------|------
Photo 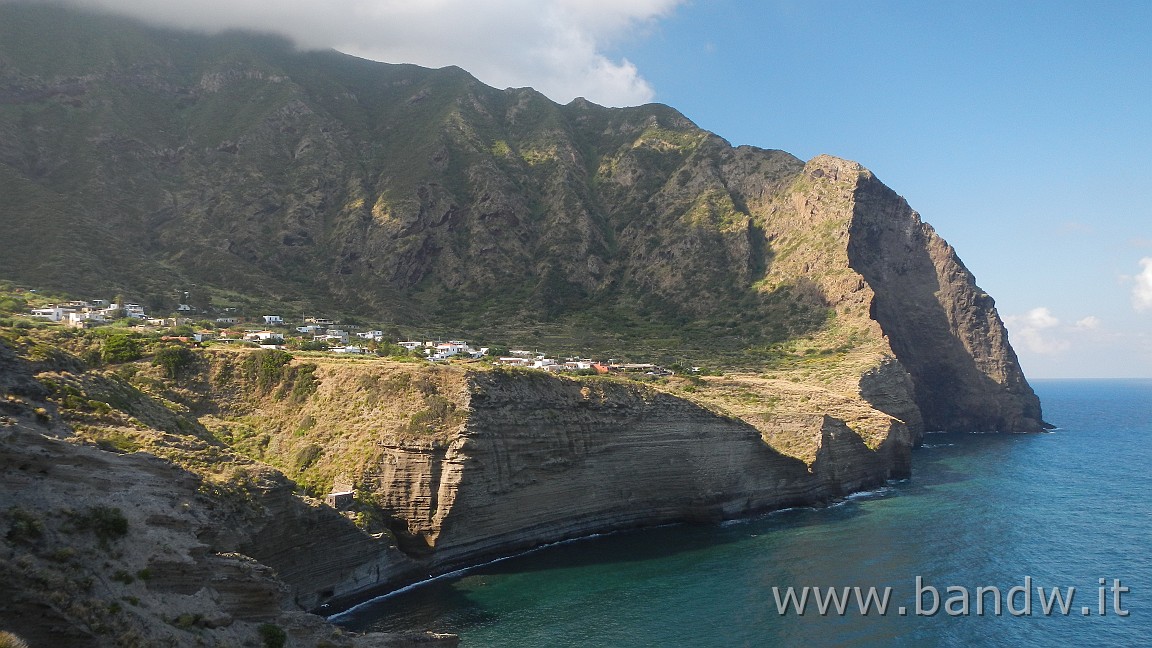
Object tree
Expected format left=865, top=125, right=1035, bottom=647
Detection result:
left=153, top=345, right=195, bottom=379
left=101, top=334, right=141, bottom=364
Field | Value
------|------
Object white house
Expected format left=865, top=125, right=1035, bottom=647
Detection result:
left=65, top=311, right=106, bottom=328
left=262, top=315, right=284, bottom=325
left=30, top=307, right=67, bottom=321
left=398, top=341, right=422, bottom=351
left=244, top=330, right=281, bottom=342
left=496, top=357, right=532, bottom=367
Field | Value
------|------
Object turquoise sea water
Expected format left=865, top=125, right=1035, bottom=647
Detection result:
left=333, top=379, right=1152, bottom=646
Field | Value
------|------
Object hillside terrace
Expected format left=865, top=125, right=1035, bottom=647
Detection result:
left=21, top=301, right=677, bottom=375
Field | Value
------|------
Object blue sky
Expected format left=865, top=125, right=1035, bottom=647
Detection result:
left=603, top=0, right=1152, bottom=378
left=45, top=0, right=1152, bottom=377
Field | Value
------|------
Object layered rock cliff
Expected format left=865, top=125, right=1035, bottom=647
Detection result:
left=365, top=370, right=914, bottom=568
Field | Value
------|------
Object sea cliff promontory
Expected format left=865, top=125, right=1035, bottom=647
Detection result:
left=0, top=3, right=1045, bottom=645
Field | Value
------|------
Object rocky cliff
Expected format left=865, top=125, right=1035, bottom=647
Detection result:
left=0, top=333, right=451, bottom=646
left=365, top=369, right=913, bottom=569
left=0, top=3, right=1050, bottom=643
left=847, top=167, right=1045, bottom=431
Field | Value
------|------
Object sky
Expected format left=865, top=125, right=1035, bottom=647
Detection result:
left=35, top=0, right=1152, bottom=378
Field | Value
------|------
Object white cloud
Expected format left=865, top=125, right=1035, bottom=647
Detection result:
left=49, top=0, right=683, bottom=106
left=1133, top=257, right=1152, bottom=312
left=1073, top=316, right=1101, bottom=330
left=1004, top=307, right=1069, bottom=355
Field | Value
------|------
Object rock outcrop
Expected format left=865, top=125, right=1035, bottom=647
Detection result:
left=360, top=369, right=914, bottom=574
left=846, top=162, right=1045, bottom=432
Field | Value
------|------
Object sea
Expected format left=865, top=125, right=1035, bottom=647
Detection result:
left=331, top=379, right=1152, bottom=647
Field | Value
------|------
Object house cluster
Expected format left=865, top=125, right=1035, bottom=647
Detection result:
left=398, top=340, right=489, bottom=361
left=29, top=299, right=147, bottom=328
left=492, top=349, right=673, bottom=376
left=22, top=302, right=675, bottom=375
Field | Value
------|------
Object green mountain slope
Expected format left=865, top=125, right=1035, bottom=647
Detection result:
left=0, top=4, right=812, bottom=348
left=0, top=2, right=1044, bottom=433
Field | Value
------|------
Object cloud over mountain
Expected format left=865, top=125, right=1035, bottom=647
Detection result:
left=39, top=0, right=683, bottom=106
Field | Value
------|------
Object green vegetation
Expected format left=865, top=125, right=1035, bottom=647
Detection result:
left=152, top=344, right=196, bottom=379
left=242, top=349, right=295, bottom=393
left=102, top=334, right=142, bottom=364
left=5, top=507, right=44, bottom=544
left=258, top=623, right=287, bottom=648
left=0, top=3, right=851, bottom=373
left=403, top=393, right=461, bottom=435
left=68, top=506, right=129, bottom=545
left=93, top=430, right=142, bottom=454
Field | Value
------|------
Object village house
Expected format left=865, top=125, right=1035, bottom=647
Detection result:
left=30, top=306, right=71, bottom=321
left=262, top=315, right=284, bottom=325
left=495, top=356, right=533, bottom=367
left=65, top=311, right=106, bottom=328
left=244, top=330, right=282, bottom=342
left=324, top=329, right=350, bottom=344
left=123, top=303, right=147, bottom=319
left=147, top=316, right=192, bottom=327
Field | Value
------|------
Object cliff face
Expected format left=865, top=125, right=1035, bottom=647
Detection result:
left=363, top=370, right=914, bottom=569
left=846, top=165, right=1045, bottom=432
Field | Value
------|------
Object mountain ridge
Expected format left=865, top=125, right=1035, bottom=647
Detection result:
left=0, top=4, right=1052, bottom=644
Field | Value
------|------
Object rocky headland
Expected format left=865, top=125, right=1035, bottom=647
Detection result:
left=0, top=3, right=1046, bottom=645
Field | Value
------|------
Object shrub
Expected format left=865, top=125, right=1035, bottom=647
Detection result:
left=95, top=432, right=142, bottom=454
left=153, top=345, right=196, bottom=379
left=258, top=623, right=287, bottom=648
left=287, top=364, right=318, bottom=403
left=71, top=506, right=129, bottom=544
left=5, top=508, right=43, bottom=544
left=292, top=443, right=323, bottom=472
left=172, top=613, right=203, bottom=630
left=102, top=334, right=142, bottom=364
left=243, top=349, right=294, bottom=392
